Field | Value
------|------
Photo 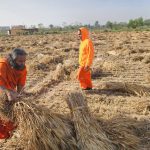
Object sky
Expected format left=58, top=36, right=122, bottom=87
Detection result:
left=0, top=0, right=150, bottom=27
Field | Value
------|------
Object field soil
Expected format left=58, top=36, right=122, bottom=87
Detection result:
left=0, top=31, right=150, bottom=149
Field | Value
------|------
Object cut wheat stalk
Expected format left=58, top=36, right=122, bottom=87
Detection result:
left=96, top=117, right=140, bottom=150
left=66, top=91, right=115, bottom=150
left=0, top=90, right=14, bottom=121
left=103, top=82, right=150, bottom=96
left=28, top=63, right=66, bottom=95
left=7, top=100, right=77, bottom=150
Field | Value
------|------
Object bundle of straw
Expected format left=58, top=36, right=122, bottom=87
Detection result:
left=28, top=64, right=66, bottom=95
left=66, top=91, right=115, bottom=150
left=0, top=90, right=13, bottom=122
left=103, top=82, right=150, bottom=96
left=97, top=118, right=140, bottom=150
left=10, top=100, right=77, bottom=150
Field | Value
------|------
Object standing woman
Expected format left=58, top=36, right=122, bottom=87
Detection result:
left=77, top=27, right=94, bottom=90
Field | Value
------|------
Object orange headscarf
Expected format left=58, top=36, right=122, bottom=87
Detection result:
left=79, top=27, right=94, bottom=67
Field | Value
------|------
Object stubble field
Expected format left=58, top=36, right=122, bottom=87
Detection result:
left=0, top=31, right=150, bottom=149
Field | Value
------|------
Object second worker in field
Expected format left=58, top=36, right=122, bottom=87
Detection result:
left=77, top=27, right=94, bottom=90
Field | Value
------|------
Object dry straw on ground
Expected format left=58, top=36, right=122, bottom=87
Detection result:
left=0, top=91, right=145, bottom=150
left=28, top=63, right=67, bottom=94
left=0, top=91, right=13, bottom=122
left=97, top=118, right=140, bottom=150
left=66, top=91, right=115, bottom=150
left=101, top=61, right=125, bottom=72
left=102, top=82, right=150, bottom=96
left=10, top=100, right=77, bottom=150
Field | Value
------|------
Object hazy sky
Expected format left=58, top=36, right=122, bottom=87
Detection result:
left=0, top=0, right=150, bottom=27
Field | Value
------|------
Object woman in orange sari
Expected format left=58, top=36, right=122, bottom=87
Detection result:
left=77, top=27, right=94, bottom=90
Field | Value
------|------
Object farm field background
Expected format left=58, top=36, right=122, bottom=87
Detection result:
left=0, top=31, right=150, bottom=149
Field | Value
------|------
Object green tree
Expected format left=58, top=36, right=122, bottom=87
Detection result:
left=128, top=17, right=144, bottom=28
left=136, top=17, right=144, bottom=26
left=128, top=19, right=136, bottom=28
left=144, top=19, right=150, bottom=26
left=38, top=23, right=44, bottom=28
left=49, top=24, right=54, bottom=29
left=94, top=21, right=100, bottom=28
left=106, top=21, right=113, bottom=29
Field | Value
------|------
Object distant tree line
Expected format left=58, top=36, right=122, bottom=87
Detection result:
left=105, top=17, right=150, bottom=29
left=0, top=17, right=150, bottom=36
left=42, top=17, right=150, bottom=32
left=36, top=17, right=150, bottom=32
left=94, top=17, right=150, bottom=30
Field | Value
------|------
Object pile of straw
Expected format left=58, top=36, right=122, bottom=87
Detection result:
left=28, top=63, right=67, bottom=95
left=97, top=118, right=140, bottom=150
left=103, top=82, right=150, bottom=96
left=53, top=63, right=67, bottom=81
left=70, top=69, right=78, bottom=81
left=9, top=100, right=77, bottom=150
left=0, top=90, right=13, bottom=122
left=0, top=90, right=145, bottom=149
left=66, top=91, right=115, bottom=150
left=101, top=61, right=125, bottom=72
left=92, top=66, right=102, bottom=79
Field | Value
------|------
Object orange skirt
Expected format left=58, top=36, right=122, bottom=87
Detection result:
left=77, top=67, right=92, bottom=89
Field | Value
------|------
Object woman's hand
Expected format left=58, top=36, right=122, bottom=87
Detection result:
left=6, top=90, right=18, bottom=102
